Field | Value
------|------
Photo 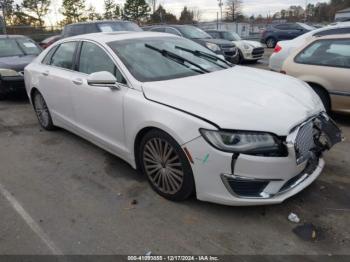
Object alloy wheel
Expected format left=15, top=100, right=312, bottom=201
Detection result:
left=266, top=38, right=276, bottom=48
left=34, top=93, right=50, bottom=128
left=142, top=138, right=184, bottom=195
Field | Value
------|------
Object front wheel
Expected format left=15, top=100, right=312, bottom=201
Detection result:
left=139, top=129, right=195, bottom=201
left=266, top=38, right=276, bottom=48
left=33, top=91, right=56, bottom=130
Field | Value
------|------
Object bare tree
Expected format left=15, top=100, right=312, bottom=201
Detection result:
left=225, top=0, right=242, bottom=22
left=192, top=8, right=202, bottom=22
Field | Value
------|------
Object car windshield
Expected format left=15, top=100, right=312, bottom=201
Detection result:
left=223, top=32, right=241, bottom=41
left=108, top=37, right=228, bottom=82
left=0, top=38, right=41, bottom=57
left=98, top=22, right=142, bottom=32
left=297, top=23, right=316, bottom=31
left=178, top=26, right=212, bottom=39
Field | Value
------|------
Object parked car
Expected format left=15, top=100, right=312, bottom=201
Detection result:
left=144, top=25, right=239, bottom=64
left=261, top=23, right=316, bottom=48
left=39, top=35, right=61, bottom=49
left=282, top=34, right=350, bottom=114
left=62, top=20, right=142, bottom=38
left=24, top=32, right=342, bottom=206
left=206, top=30, right=264, bottom=63
left=269, top=22, right=350, bottom=72
left=0, top=35, right=42, bottom=100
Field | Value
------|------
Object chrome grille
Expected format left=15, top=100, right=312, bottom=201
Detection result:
left=295, top=121, right=315, bottom=164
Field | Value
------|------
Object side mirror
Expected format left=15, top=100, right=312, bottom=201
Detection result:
left=87, top=71, right=119, bottom=90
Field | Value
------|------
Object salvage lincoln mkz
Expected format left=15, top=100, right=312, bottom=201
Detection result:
left=24, top=32, right=343, bottom=206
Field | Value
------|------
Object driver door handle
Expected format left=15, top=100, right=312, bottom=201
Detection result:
left=42, top=70, right=49, bottom=76
left=72, top=78, right=83, bottom=85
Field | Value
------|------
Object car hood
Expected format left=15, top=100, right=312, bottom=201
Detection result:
left=233, top=40, right=262, bottom=48
left=142, top=66, right=324, bottom=136
left=0, top=55, right=37, bottom=72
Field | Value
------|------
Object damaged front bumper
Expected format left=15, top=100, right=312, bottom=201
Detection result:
left=184, top=113, right=343, bottom=206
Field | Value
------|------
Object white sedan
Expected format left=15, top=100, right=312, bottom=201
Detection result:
left=24, top=32, right=342, bottom=206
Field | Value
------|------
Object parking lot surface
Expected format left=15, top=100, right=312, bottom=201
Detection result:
left=0, top=53, right=349, bottom=255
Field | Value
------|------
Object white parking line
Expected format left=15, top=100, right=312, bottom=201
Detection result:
left=0, top=182, right=63, bottom=255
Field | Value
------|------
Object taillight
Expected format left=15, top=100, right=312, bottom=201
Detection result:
left=274, top=44, right=282, bottom=53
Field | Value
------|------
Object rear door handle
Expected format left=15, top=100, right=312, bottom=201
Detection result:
left=42, top=70, right=49, bottom=76
left=72, top=78, right=83, bottom=85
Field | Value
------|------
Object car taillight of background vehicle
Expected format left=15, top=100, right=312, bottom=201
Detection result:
left=274, top=44, right=282, bottom=53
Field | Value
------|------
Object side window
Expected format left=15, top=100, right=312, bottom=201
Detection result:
left=314, top=28, right=350, bottom=37
left=42, top=46, right=58, bottom=65
left=295, top=39, right=350, bottom=68
left=78, top=42, right=126, bottom=84
left=50, top=42, right=77, bottom=69
left=151, top=27, right=165, bottom=32
left=85, top=24, right=98, bottom=34
left=70, top=25, right=86, bottom=36
left=208, top=31, right=220, bottom=38
left=165, top=28, right=181, bottom=36
left=274, top=24, right=287, bottom=30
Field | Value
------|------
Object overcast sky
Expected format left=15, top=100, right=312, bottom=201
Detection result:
left=46, top=0, right=329, bottom=25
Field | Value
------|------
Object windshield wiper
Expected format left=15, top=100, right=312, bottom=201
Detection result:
left=175, top=45, right=232, bottom=68
left=145, top=44, right=209, bottom=74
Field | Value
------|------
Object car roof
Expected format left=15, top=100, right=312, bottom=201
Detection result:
left=61, top=31, right=177, bottom=43
left=66, top=20, right=134, bottom=26
left=0, top=35, right=28, bottom=39
left=309, top=33, right=350, bottom=40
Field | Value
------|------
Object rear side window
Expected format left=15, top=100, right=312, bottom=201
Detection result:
left=313, top=28, right=350, bottom=37
left=295, top=39, right=350, bottom=68
left=50, top=42, right=77, bottom=70
left=78, top=41, right=125, bottom=83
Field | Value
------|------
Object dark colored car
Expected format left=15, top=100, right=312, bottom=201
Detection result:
left=261, top=23, right=316, bottom=48
left=62, top=20, right=142, bottom=38
left=144, top=25, right=239, bottom=63
left=0, top=35, right=42, bottom=100
left=39, top=35, right=61, bottom=49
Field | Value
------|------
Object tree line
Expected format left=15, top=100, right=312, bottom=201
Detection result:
left=1, top=0, right=349, bottom=28
left=1, top=0, right=203, bottom=27
left=254, top=0, right=350, bottom=23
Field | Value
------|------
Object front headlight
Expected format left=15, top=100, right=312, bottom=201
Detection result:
left=200, top=129, right=286, bottom=156
left=205, top=42, right=221, bottom=52
left=0, top=69, right=21, bottom=77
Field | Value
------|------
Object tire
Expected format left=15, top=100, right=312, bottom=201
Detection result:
left=310, top=85, right=331, bottom=113
left=32, top=91, right=56, bottom=130
left=238, top=50, right=244, bottom=64
left=138, top=129, right=195, bottom=201
left=266, top=37, right=276, bottom=48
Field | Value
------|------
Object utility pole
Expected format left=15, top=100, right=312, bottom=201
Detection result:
left=305, top=0, right=308, bottom=22
left=218, top=0, right=223, bottom=23
left=0, top=0, right=7, bottom=35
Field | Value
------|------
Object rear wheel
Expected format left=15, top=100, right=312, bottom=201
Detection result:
left=33, top=91, right=56, bottom=130
left=138, top=129, right=195, bottom=201
left=266, top=38, right=276, bottom=48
